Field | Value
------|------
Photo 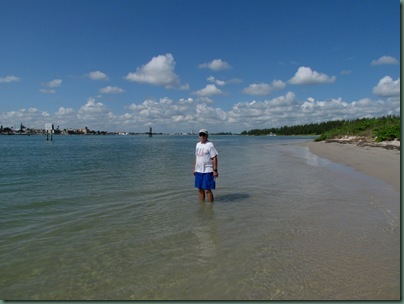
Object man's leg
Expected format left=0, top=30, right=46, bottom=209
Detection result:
left=198, top=189, right=205, bottom=202
left=206, top=190, right=214, bottom=203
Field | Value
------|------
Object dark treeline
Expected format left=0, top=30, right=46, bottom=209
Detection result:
left=241, top=115, right=400, bottom=137
left=241, top=120, right=345, bottom=136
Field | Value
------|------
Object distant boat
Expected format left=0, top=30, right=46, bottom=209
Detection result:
left=267, top=132, right=277, bottom=136
left=118, top=132, right=128, bottom=135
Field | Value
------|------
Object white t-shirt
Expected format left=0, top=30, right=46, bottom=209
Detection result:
left=195, top=141, right=218, bottom=173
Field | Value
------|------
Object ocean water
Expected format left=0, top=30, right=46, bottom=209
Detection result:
left=0, top=135, right=399, bottom=300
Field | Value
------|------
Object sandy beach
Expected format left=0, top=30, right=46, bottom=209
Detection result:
left=304, top=140, right=400, bottom=192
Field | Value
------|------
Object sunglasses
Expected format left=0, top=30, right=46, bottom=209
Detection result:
left=199, top=133, right=207, bottom=137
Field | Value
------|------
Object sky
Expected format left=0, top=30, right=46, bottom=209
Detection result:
left=0, top=0, right=400, bottom=133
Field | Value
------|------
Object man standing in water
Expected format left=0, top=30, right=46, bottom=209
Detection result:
left=194, top=129, right=219, bottom=203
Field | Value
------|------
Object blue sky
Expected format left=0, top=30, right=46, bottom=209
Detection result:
left=0, top=0, right=400, bottom=133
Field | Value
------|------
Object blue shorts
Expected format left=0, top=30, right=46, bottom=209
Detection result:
left=195, top=172, right=216, bottom=190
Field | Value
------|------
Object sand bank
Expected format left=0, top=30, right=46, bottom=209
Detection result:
left=304, top=140, right=400, bottom=192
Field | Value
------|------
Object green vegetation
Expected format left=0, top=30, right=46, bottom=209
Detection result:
left=241, top=120, right=345, bottom=136
left=315, top=116, right=400, bottom=142
left=241, top=115, right=400, bottom=142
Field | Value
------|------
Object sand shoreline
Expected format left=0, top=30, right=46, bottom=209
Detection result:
left=303, top=140, right=400, bottom=192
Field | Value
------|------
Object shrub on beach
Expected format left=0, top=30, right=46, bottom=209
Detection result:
left=315, top=116, right=400, bottom=142
left=373, top=124, right=401, bottom=142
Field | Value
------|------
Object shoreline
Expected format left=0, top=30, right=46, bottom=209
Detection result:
left=303, top=140, right=400, bottom=192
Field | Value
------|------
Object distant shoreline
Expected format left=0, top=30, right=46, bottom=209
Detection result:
left=303, top=140, right=400, bottom=192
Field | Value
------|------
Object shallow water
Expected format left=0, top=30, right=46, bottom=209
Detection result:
left=0, top=135, right=399, bottom=300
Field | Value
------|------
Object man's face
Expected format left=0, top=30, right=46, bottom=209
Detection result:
left=199, top=133, right=208, bottom=143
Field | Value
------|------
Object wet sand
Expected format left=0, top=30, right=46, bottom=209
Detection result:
left=304, top=140, right=400, bottom=192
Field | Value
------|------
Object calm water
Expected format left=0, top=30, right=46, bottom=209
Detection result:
left=0, top=135, right=400, bottom=300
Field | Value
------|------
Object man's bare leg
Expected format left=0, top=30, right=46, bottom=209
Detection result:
left=206, top=190, right=214, bottom=203
left=198, top=189, right=205, bottom=202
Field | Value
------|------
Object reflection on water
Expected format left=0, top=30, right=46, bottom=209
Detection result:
left=215, top=193, right=250, bottom=202
left=194, top=204, right=217, bottom=261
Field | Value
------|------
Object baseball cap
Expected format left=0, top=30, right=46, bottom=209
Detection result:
left=199, top=129, right=208, bottom=135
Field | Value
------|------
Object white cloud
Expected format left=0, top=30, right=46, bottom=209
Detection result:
left=125, top=53, right=184, bottom=89
left=372, top=76, right=400, bottom=97
left=39, top=89, right=56, bottom=94
left=242, top=83, right=271, bottom=96
left=87, top=71, right=109, bottom=80
left=243, top=80, right=286, bottom=96
left=43, top=79, right=62, bottom=88
left=100, top=86, right=125, bottom=94
left=199, top=59, right=231, bottom=71
left=195, top=103, right=227, bottom=123
left=179, top=97, right=194, bottom=104
left=76, top=98, right=117, bottom=129
left=193, top=84, right=223, bottom=97
left=39, top=78, right=62, bottom=94
left=371, top=56, right=399, bottom=66
left=299, top=96, right=400, bottom=121
left=56, top=107, right=75, bottom=115
left=207, top=76, right=226, bottom=86
left=227, top=92, right=300, bottom=127
left=78, top=98, right=109, bottom=115
left=207, top=76, right=242, bottom=86
left=1, top=91, right=400, bottom=133
left=288, top=66, right=336, bottom=85
left=0, top=75, right=20, bottom=83
left=53, top=107, right=77, bottom=127
left=127, top=97, right=197, bottom=127
left=0, top=108, right=50, bottom=129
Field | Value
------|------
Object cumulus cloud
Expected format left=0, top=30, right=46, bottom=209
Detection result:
left=79, top=98, right=109, bottom=114
left=243, top=80, right=286, bottom=96
left=39, top=89, right=56, bottom=94
left=43, top=79, right=62, bottom=88
left=207, top=76, right=226, bottom=86
left=372, top=76, right=400, bottom=97
left=87, top=71, right=109, bottom=80
left=199, top=59, right=231, bottom=71
left=0, top=75, right=20, bottom=83
left=299, top=96, right=400, bottom=121
left=242, top=83, right=271, bottom=96
left=127, top=97, right=195, bottom=127
left=99, top=86, right=125, bottom=94
left=0, top=107, right=50, bottom=129
left=39, top=78, right=62, bottom=94
left=227, top=92, right=300, bottom=127
left=371, top=56, right=399, bottom=66
left=288, top=66, right=336, bottom=85
left=56, top=107, right=75, bottom=115
left=76, top=98, right=117, bottom=128
left=179, top=97, right=194, bottom=104
left=125, top=53, right=184, bottom=89
left=53, top=107, right=77, bottom=127
left=193, top=84, right=223, bottom=97
left=124, top=96, right=227, bottom=130
left=0, top=92, right=400, bottom=133
left=207, top=76, right=241, bottom=86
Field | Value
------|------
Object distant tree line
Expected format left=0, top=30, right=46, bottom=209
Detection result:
left=241, top=115, right=400, bottom=141
left=241, top=120, right=345, bottom=136
left=212, top=132, right=233, bottom=135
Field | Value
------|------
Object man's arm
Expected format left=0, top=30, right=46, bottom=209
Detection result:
left=212, top=156, right=218, bottom=177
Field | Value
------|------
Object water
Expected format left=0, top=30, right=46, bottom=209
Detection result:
left=0, top=135, right=399, bottom=300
